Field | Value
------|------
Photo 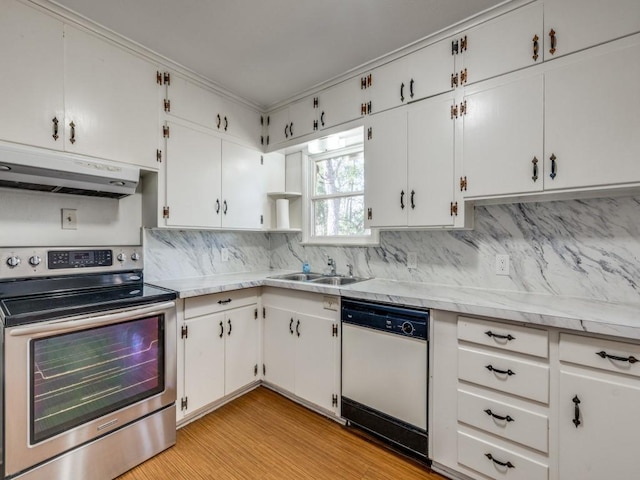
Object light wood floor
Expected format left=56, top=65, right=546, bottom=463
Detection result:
left=118, top=387, right=447, bottom=480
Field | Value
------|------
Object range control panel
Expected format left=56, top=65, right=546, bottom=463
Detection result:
left=0, top=246, right=143, bottom=279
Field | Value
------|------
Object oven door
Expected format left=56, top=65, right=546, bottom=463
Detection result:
left=3, top=301, right=176, bottom=478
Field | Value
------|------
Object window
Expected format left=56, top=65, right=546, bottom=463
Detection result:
left=303, top=127, right=378, bottom=245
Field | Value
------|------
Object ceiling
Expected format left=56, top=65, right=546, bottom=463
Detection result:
left=51, top=0, right=507, bottom=109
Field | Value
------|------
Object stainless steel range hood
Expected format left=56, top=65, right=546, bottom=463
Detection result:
left=0, top=143, right=139, bottom=199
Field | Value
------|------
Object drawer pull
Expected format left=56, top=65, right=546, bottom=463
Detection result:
left=485, top=453, right=515, bottom=469
left=486, top=365, right=515, bottom=376
left=227, top=319, right=232, bottom=336
left=217, top=298, right=232, bottom=305
left=596, top=350, right=638, bottom=364
left=484, top=408, right=514, bottom=423
left=485, top=330, right=515, bottom=341
left=219, top=320, right=224, bottom=338
left=572, top=395, right=581, bottom=428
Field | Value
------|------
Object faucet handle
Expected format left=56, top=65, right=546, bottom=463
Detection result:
left=346, top=263, right=353, bottom=277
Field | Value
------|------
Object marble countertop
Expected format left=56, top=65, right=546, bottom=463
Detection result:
left=149, top=271, right=640, bottom=340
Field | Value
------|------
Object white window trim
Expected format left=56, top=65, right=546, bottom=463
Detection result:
left=301, top=148, right=379, bottom=246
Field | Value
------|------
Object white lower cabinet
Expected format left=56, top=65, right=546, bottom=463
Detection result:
left=177, top=289, right=260, bottom=421
left=262, top=287, right=340, bottom=414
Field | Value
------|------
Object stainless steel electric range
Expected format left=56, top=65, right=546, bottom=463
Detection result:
left=0, top=246, right=177, bottom=480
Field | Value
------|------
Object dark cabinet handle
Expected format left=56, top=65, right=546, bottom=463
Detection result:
left=549, top=153, right=557, bottom=179
left=486, top=365, right=515, bottom=376
left=52, top=117, right=59, bottom=140
left=533, top=34, right=540, bottom=61
left=485, top=330, right=515, bottom=341
left=284, top=124, right=289, bottom=138
left=227, top=319, right=232, bottom=336
left=289, top=122, right=293, bottom=136
left=409, top=78, right=414, bottom=98
left=217, top=298, right=232, bottom=305
left=69, top=121, right=76, bottom=144
left=296, top=319, right=300, bottom=337
left=217, top=114, right=221, bottom=129
left=484, top=409, right=514, bottom=423
left=223, top=200, right=228, bottom=215
left=532, top=156, right=539, bottom=181
left=485, top=453, right=514, bottom=469
left=224, top=116, right=228, bottom=131
left=596, top=350, right=638, bottom=364
left=400, top=82, right=405, bottom=102
left=549, top=28, right=557, bottom=55
left=410, top=190, right=415, bottom=209
left=219, top=320, right=224, bottom=338
left=572, top=395, right=581, bottom=428
left=400, top=190, right=405, bottom=210
left=320, top=111, right=325, bottom=127
left=289, top=318, right=294, bottom=335
left=216, top=199, right=221, bottom=214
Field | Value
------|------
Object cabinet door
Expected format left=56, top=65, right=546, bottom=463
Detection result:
left=559, top=369, right=640, bottom=479
left=319, top=77, right=361, bottom=130
left=64, top=25, right=159, bottom=168
left=262, top=306, right=296, bottom=392
left=462, top=71, right=544, bottom=198
left=165, top=122, right=222, bottom=228
left=368, top=57, right=409, bottom=114
left=183, top=313, right=225, bottom=415
left=166, top=72, right=223, bottom=130
left=544, top=0, right=640, bottom=60
left=0, top=0, right=64, bottom=150
left=266, top=106, right=290, bottom=146
left=406, top=38, right=455, bottom=102
left=544, top=35, right=640, bottom=190
left=221, top=141, right=267, bottom=229
left=407, top=94, right=455, bottom=227
left=289, top=96, right=317, bottom=140
left=224, top=305, right=259, bottom=395
left=364, top=108, right=408, bottom=228
left=220, top=98, right=262, bottom=148
left=460, top=3, right=543, bottom=86
left=295, top=313, right=337, bottom=411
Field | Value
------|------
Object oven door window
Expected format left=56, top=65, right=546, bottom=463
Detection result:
left=30, top=315, right=165, bottom=444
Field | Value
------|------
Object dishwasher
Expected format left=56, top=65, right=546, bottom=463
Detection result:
left=341, top=298, right=429, bottom=460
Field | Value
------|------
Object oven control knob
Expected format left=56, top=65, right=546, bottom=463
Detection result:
left=401, top=321, right=415, bottom=335
left=6, top=256, right=21, bottom=268
left=131, top=252, right=140, bottom=262
left=117, top=253, right=127, bottom=262
left=29, top=255, right=42, bottom=266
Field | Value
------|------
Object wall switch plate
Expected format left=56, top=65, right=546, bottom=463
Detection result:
left=495, top=254, right=510, bottom=275
left=407, top=252, right=418, bottom=269
left=61, top=208, right=77, bottom=230
left=221, top=248, right=229, bottom=262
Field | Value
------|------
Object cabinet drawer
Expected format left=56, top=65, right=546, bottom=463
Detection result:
left=185, top=288, right=258, bottom=319
left=458, top=431, right=548, bottom=480
left=458, top=316, right=548, bottom=358
left=560, top=333, right=640, bottom=378
left=457, top=389, right=548, bottom=453
left=458, top=347, right=549, bottom=403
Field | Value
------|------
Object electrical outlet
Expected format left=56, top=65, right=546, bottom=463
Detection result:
left=221, top=248, right=229, bottom=262
left=61, top=208, right=77, bottom=230
left=407, top=252, right=418, bottom=269
left=495, top=254, right=510, bottom=276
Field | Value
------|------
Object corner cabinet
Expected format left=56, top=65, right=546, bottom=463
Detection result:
left=177, top=289, right=260, bottom=422
left=262, top=287, right=340, bottom=415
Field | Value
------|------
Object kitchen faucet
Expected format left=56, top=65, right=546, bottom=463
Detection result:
left=347, top=263, right=353, bottom=277
left=327, top=256, right=337, bottom=276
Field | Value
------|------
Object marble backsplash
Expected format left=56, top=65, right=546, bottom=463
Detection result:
left=270, top=196, right=640, bottom=305
left=144, top=196, right=640, bottom=305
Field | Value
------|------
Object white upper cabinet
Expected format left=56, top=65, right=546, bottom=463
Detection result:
left=367, top=37, right=454, bottom=114
left=461, top=68, right=544, bottom=198
left=455, top=2, right=543, bottom=86
left=266, top=106, right=290, bottom=146
left=544, top=33, right=640, bottom=191
left=288, top=96, right=318, bottom=140
left=318, top=77, right=362, bottom=130
left=64, top=25, right=159, bottom=170
left=543, top=0, right=640, bottom=60
left=0, top=0, right=64, bottom=151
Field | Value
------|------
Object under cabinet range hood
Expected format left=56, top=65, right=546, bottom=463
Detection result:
left=0, top=143, right=139, bottom=199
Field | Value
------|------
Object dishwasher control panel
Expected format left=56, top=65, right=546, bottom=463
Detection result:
left=341, top=298, right=428, bottom=340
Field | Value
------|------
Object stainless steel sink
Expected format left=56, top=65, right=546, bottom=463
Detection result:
left=309, top=276, right=368, bottom=286
left=268, top=272, right=325, bottom=281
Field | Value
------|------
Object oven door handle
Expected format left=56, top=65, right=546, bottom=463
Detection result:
left=8, top=301, right=176, bottom=337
